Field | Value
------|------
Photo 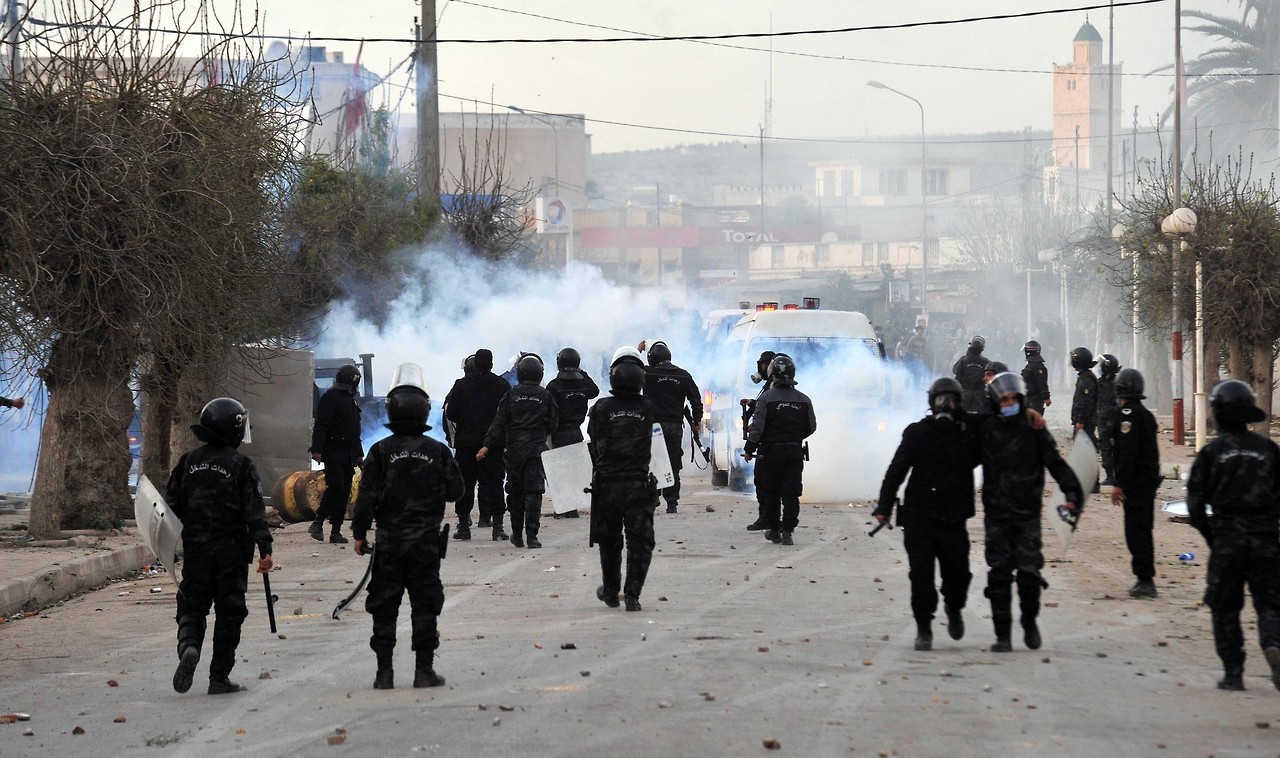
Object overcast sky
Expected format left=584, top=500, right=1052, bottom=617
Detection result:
left=202, top=0, right=1219, bottom=152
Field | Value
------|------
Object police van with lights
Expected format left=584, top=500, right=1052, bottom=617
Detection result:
left=702, top=299, right=888, bottom=491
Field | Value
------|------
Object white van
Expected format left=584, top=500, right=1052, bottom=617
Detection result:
left=703, top=308, right=887, bottom=491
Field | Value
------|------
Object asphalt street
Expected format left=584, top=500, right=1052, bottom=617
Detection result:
left=1, top=466, right=1278, bottom=757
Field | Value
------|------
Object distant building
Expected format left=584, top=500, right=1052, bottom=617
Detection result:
left=1047, top=19, right=1122, bottom=208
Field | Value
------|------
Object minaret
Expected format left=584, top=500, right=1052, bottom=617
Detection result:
left=1052, top=18, right=1121, bottom=171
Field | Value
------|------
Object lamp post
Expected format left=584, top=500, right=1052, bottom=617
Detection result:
left=868, top=80, right=928, bottom=321
left=1112, top=222, right=1139, bottom=374
left=506, top=105, right=559, bottom=194
left=1162, top=207, right=1196, bottom=447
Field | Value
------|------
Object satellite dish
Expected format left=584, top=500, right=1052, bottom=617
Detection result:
left=266, top=40, right=288, bottom=63
left=820, top=232, right=838, bottom=243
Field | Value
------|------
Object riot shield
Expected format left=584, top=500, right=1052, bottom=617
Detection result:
left=1047, top=432, right=1098, bottom=559
left=650, top=424, right=675, bottom=490
left=543, top=441, right=592, bottom=514
left=135, top=474, right=183, bottom=591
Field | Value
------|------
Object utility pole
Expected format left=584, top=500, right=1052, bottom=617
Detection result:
left=1106, top=0, right=1115, bottom=230
left=1171, top=0, right=1185, bottom=446
left=1074, top=125, right=1081, bottom=217
left=417, top=0, right=440, bottom=201
left=3, top=2, right=24, bottom=83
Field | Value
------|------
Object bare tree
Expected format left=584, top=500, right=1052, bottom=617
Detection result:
left=0, top=0, right=315, bottom=534
left=442, top=107, right=537, bottom=264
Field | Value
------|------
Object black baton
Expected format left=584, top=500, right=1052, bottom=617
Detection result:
left=263, top=572, right=278, bottom=634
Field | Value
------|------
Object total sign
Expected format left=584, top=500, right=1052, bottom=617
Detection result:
left=536, top=197, right=573, bottom=234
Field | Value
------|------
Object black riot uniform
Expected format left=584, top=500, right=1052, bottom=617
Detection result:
left=167, top=398, right=272, bottom=696
left=1095, top=354, right=1121, bottom=485
left=1186, top=380, right=1280, bottom=692
left=641, top=341, right=703, bottom=513
left=1020, top=341, right=1051, bottom=414
left=952, top=337, right=990, bottom=412
left=352, top=365, right=465, bottom=690
left=744, top=355, right=816, bottom=545
left=742, top=351, right=776, bottom=532
left=443, top=349, right=510, bottom=539
left=1069, top=347, right=1099, bottom=441
left=310, top=365, right=364, bottom=543
left=980, top=372, right=1082, bottom=653
left=482, top=356, right=558, bottom=548
left=547, top=351, right=601, bottom=448
left=876, top=377, right=978, bottom=650
left=1107, top=369, right=1161, bottom=598
left=589, top=348, right=659, bottom=612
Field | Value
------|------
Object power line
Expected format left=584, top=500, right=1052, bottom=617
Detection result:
left=26, top=0, right=1167, bottom=45
left=452, top=0, right=1177, bottom=78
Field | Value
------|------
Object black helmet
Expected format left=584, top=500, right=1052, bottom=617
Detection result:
left=1023, top=340, right=1041, bottom=356
left=1099, top=353, right=1121, bottom=377
left=385, top=363, right=431, bottom=432
left=609, top=346, right=646, bottom=394
left=1210, top=379, right=1266, bottom=426
left=767, top=354, right=797, bottom=387
left=969, top=335, right=986, bottom=352
left=647, top=341, right=672, bottom=366
left=984, top=361, right=1009, bottom=376
left=928, top=377, right=963, bottom=414
left=986, top=371, right=1026, bottom=411
left=516, top=354, right=545, bottom=384
left=462, top=353, right=477, bottom=376
left=192, top=397, right=248, bottom=447
left=1115, top=368, right=1145, bottom=399
left=334, top=364, right=361, bottom=391
left=1070, top=347, right=1097, bottom=370
left=556, top=347, right=581, bottom=371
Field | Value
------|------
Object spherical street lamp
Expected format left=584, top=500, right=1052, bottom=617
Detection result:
left=1161, top=207, right=1197, bottom=447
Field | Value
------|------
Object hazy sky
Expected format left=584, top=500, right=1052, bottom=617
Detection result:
left=205, top=1, right=1212, bottom=152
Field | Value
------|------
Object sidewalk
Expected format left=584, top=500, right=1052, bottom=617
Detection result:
left=0, top=508, right=151, bottom=619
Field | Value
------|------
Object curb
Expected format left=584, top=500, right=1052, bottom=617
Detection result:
left=0, top=544, right=151, bottom=618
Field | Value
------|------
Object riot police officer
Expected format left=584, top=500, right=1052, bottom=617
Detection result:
left=168, top=398, right=273, bottom=695
left=310, top=364, right=363, bottom=544
left=1096, top=354, right=1121, bottom=486
left=875, top=377, right=977, bottom=651
left=979, top=373, right=1081, bottom=652
left=1187, top=380, right=1280, bottom=692
left=1108, top=368, right=1160, bottom=599
left=743, top=355, right=816, bottom=546
left=443, top=349, right=511, bottom=541
left=952, top=336, right=990, bottom=412
left=547, top=347, right=599, bottom=519
left=479, top=355, right=558, bottom=548
left=588, top=347, right=659, bottom=612
left=352, top=364, right=464, bottom=689
left=1020, top=340, right=1051, bottom=414
left=743, top=350, right=776, bottom=532
left=1069, top=347, right=1099, bottom=440
left=641, top=341, right=703, bottom=514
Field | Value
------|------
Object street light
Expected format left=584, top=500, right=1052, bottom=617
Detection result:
left=1038, top=249, right=1068, bottom=384
left=1162, top=206, right=1196, bottom=447
left=1112, top=222, right=1139, bottom=375
left=506, top=105, right=559, bottom=194
left=868, top=80, right=928, bottom=322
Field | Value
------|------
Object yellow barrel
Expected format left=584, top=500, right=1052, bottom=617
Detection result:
left=271, top=469, right=362, bottom=523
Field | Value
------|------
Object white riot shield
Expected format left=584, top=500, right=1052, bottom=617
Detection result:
left=650, top=424, right=675, bottom=490
left=1048, top=432, right=1099, bottom=559
left=542, top=442, right=593, bottom=514
left=135, top=474, right=183, bottom=591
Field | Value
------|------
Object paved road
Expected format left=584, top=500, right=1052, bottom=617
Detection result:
left=1, top=468, right=1277, bottom=757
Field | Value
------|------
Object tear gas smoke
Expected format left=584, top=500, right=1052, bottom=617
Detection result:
left=315, top=245, right=933, bottom=503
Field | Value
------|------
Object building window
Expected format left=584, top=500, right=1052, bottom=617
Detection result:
left=1067, top=80, right=1076, bottom=91
left=879, top=169, right=907, bottom=196
left=861, top=243, right=874, bottom=266
left=771, top=247, right=784, bottom=267
left=821, top=170, right=837, bottom=197
left=924, top=168, right=949, bottom=196
left=816, top=244, right=830, bottom=264
left=841, top=169, right=854, bottom=198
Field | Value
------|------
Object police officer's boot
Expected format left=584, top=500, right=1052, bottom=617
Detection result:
left=987, top=586, right=1013, bottom=653
left=1263, top=647, right=1280, bottom=691
left=374, top=651, right=394, bottom=690
left=329, top=528, right=349, bottom=544
left=454, top=523, right=471, bottom=541
left=413, top=651, right=445, bottom=688
left=945, top=605, right=965, bottom=641
left=309, top=517, right=325, bottom=542
left=491, top=509, right=509, bottom=541
left=509, top=510, right=524, bottom=547
left=914, top=618, right=933, bottom=651
left=1017, top=573, right=1042, bottom=650
left=598, top=546, right=622, bottom=608
left=1100, top=467, right=1116, bottom=487
left=1217, top=667, right=1245, bottom=691
left=525, top=495, right=542, bottom=548
left=172, top=643, right=200, bottom=694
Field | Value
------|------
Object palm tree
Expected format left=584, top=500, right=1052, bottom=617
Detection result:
left=1177, top=1, right=1280, bottom=161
